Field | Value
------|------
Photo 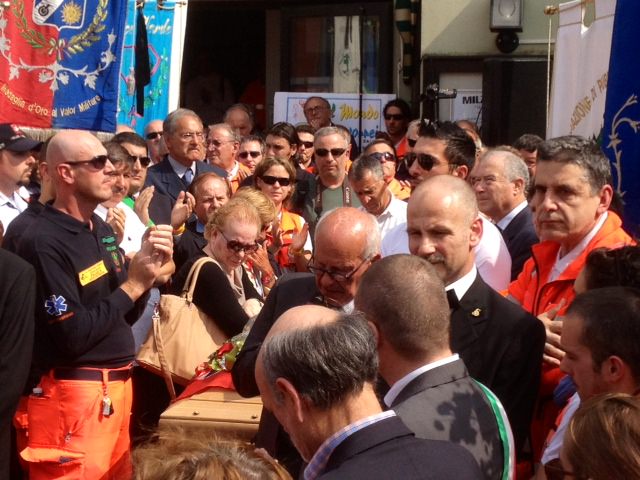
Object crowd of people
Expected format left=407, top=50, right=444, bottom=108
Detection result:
left=1, top=93, right=639, bottom=480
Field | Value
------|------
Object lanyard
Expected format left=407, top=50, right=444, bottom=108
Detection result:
left=314, top=176, right=352, bottom=220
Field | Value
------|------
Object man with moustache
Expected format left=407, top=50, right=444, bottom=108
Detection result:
left=407, top=174, right=544, bottom=459
left=15, top=130, right=174, bottom=478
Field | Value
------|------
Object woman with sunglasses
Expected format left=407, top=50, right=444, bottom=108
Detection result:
left=364, top=138, right=410, bottom=200
left=254, top=157, right=312, bottom=272
left=172, top=197, right=264, bottom=340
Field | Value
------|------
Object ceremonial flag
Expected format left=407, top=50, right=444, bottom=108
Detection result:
left=0, top=0, right=128, bottom=132
left=548, top=0, right=615, bottom=139
left=602, top=0, right=640, bottom=231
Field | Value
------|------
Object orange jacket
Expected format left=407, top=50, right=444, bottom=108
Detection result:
left=276, top=209, right=305, bottom=270
left=509, top=212, right=634, bottom=316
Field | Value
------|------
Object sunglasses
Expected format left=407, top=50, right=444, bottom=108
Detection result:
left=145, top=131, right=163, bottom=140
left=66, top=155, right=109, bottom=170
left=307, top=256, right=372, bottom=283
left=315, top=148, right=346, bottom=158
left=407, top=138, right=417, bottom=148
left=131, top=155, right=151, bottom=167
left=384, top=114, right=404, bottom=121
left=260, top=175, right=292, bottom=187
left=300, top=141, right=314, bottom=149
left=369, top=151, right=395, bottom=163
left=239, top=151, right=261, bottom=159
left=218, top=229, right=260, bottom=254
left=543, top=459, right=583, bottom=480
left=404, top=152, right=440, bottom=171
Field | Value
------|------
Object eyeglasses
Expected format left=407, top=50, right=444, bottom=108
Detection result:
left=260, top=175, right=292, bottom=187
left=304, top=105, right=328, bottom=115
left=218, top=229, right=260, bottom=254
left=145, top=131, right=163, bottom=140
left=407, top=138, right=417, bottom=148
left=307, top=256, right=372, bottom=283
left=300, top=141, right=314, bottom=149
left=239, top=151, right=261, bottom=159
left=315, top=148, right=347, bottom=158
left=208, top=138, right=234, bottom=148
left=179, top=132, right=205, bottom=141
left=384, top=114, right=404, bottom=121
left=65, top=155, right=109, bottom=170
left=543, top=459, right=583, bottom=480
left=130, top=155, right=151, bottom=167
left=369, top=152, right=396, bottom=163
left=404, top=152, right=443, bottom=171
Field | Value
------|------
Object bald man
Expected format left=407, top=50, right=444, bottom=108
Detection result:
left=407, top=175, right=544, bottom=459
left=15, top=130, right=174, bottom=478
left=255, top=305, right=482, bottom=480
left=232, top=207, right=380, bottom=475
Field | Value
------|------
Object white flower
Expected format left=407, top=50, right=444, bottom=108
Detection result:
left=101, top=49, right=115, bottom=66
left=39, top=70, right=53, bottom=83
left=84, top=73, right=97, bottom=89
left=107, top=32, right=116, bottom=45
left=58, top=72, right=69, bottom=85
left=9, top=66, right=19, bottom=80
left=0, top=36, right=10, bottom=53
left=0, top=17, right=8, bottom=30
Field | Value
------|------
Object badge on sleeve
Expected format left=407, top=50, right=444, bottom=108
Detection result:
left=78, top=260, right=108, bottom=286
left=45, top=295, right=68, bottom=316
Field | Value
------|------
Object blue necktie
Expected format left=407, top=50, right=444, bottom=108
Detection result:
left=183, top=168, right=193, bottom=186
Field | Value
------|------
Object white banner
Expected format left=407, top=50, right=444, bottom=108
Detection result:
left=548, top=0, right=615, bottom=138
left=273, top=92, right=396, bottom=149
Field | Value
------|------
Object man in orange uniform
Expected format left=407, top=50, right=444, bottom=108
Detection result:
left=15, top=130, right=174, bottom=479
left=507, top=135, right=633, bottom=461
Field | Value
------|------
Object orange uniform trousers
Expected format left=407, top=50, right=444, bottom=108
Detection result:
left=17, top=367, right=132, bottom=480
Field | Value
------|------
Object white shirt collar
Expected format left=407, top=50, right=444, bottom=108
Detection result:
left=384, top=354, right=460, bottom=407
left=496, top=201, right=528, bottom=230
left=445, top=266, right=477, bottom=301
left=549, top=212, right=608, bottom=282
left=167, top=155, right=196, bottom=178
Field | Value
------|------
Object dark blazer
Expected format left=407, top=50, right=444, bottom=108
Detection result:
left=390, top=358, right=505, bottom=480
left=450, top=274, right=544, bottom=456
left=319, top=415, right=482, bottom=479
left=232, top=273, right=320, bottom=474
left=501, top=206, right=539, bottom=280
left=144, top=156, right=227, bottom=207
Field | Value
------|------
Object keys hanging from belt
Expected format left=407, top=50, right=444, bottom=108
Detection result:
left=102, top=395, right=114, bottom=417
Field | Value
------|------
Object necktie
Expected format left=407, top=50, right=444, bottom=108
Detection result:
left=183, top=168, right=193, bottom=186
left=446, top=289, right=459, bottom=310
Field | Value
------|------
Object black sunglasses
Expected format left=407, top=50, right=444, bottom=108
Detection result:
left=218, top=229, right=260, bottom=254
left=260, top=175, right=292, bottom=187
left=300, top=141, right=314, bottom=149
left=307, top=256, right=372, bottom=283
left=404, top=152, right=439, bottom=171
left=239, top=151, right=261, bottom=159
left=131, top=155, right=151, bottom=167
left=315, top=148, right=346, bottom=158
left=369, top=151, right=395, bottom=163
left=145, top=131, right=163, bottom=140
left=543, top=459, right=584, bottom=480
left=384, top=114, right=404, bottom=121
left=407, top=138, right=417, bottom=148
left=66, top=155, right=109, bottom=170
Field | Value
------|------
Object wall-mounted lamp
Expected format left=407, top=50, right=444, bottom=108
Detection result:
left=490, top=0, right=524, bottom=54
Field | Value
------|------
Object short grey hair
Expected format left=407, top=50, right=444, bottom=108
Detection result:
left=208, top=123, right=239, bottom=143
left=482, top=148, right=530, bottom=185
left=163, top=108, right=202, bottom=135
left=315, top=126, right=349, bottom=148
left=261, top=312, right=378, bottom=409
left=348, top=154, right=385, bottom=183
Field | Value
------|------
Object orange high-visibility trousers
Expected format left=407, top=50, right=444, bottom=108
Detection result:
left=20, top=368, right=132, bottom=480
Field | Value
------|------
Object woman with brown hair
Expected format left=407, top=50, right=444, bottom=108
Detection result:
left=253, top=157, right=311, bottom=272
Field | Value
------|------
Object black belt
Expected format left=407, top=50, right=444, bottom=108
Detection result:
left=53, top=367, right=132, bottom=382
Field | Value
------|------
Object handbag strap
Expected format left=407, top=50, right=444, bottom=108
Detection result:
left=182, top=256, right=217, bottom=302
left=152, top=305, right=177, bottom=401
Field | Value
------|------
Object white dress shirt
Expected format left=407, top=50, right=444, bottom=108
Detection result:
left=496, top=200, right=528, bottom=231
left=360, top=195, right=407, bottom=242
left=0, top=189, right=29, bottom=230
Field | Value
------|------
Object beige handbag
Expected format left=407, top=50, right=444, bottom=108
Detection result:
left=137, top=256, right=227, bottom=398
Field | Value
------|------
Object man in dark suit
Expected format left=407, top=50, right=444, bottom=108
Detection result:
left=356, top=254, right=512, bottom=480
left=144, top=108, right=226, bottom=221
left=470, top=148, right=539, bottom=280
left=255, top=305, right=482, bottom=480
left=407, top=175, right=545, bottom=459
left=233, top=207, right=381, bottom=475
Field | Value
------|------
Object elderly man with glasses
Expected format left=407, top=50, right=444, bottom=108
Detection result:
left=232, top=206, right=380, bottom=477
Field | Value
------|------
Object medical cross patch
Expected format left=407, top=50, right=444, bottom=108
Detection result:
left=45, top=295, right=68, bottom=316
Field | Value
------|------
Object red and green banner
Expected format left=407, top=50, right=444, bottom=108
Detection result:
left=0, top=0, right=128, bottom=132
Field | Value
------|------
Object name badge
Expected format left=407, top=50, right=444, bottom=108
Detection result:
left=78, top=260, right=108, bottom=286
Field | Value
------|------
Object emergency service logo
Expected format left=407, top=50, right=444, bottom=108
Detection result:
left=45, top=294, right=68, bottom=316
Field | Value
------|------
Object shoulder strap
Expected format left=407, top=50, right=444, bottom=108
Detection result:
left=182, top=256, right=218, bottom=302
